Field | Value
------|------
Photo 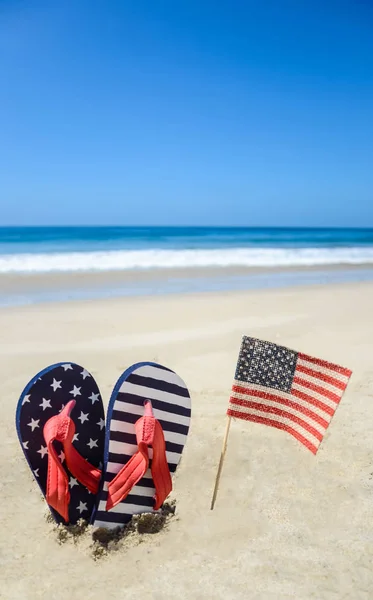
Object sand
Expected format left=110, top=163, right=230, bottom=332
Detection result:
left=1, top=263, right=372, bottom=296
left=1, top=282, right=373, bottom=599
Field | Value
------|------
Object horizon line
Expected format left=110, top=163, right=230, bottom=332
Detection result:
left=1, top=225, right=373, bottom=230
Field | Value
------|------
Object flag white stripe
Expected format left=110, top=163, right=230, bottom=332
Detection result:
left=234, top=375, right=341, bottom=407
left=291, top=382, right=339, bottom=409
left=228, top=401, right=321, bottom=448
left=118, top=381, right=191, bottom=409
left=232, top=381, right=332, bottom=421
left=230, top=391, right=329, bottom=434
left=230, top=392, right=327, bottom=435
left=297, top=358, right=350, bottom=384
left=294, top=371, right=345, bottom=396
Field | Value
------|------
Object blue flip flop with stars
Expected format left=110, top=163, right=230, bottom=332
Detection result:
left=16, top=363, right=105, bottom=525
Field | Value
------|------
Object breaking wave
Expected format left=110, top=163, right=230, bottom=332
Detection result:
left=1, top=246, right=373, bottom=273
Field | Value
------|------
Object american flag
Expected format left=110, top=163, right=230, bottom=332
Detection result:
left=227, top=337, right=352, bottom=454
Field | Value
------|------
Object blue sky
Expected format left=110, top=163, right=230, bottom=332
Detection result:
left=1, top=0, right=373, bottom=227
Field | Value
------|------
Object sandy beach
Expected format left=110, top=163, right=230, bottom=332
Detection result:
left=1, top=281, right=373, bottom=599
left=2, top=263, right=373, bottom=295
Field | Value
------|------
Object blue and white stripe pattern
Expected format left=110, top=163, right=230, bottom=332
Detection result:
left=93, top=362, right=191, bottom=529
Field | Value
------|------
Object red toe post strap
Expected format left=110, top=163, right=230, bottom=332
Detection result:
left=106, top=401, right=172, bottom=511
left=43, top=400, right=102, bottom=522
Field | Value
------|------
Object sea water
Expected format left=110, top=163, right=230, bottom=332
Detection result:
left=1, top=226, right=373, bottom=305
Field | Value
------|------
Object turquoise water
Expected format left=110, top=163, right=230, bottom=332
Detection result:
left=1, top=227, right=373, bottom=305
left=1, top=227, right=373, bottom=273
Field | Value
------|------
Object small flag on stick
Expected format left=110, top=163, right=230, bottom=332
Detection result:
left=210, top=336, right=352, bottom=509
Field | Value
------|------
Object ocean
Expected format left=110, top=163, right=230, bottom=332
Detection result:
left=1, top=226, right=373, bottom=305
left=2, top=226, right=373, bottom=273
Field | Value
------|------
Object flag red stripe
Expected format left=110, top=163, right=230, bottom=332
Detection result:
left=231, top=385, right=329, bottom=429
left=292, top=376, right=341, bottom=404
left=227, top=408, right=318, bottom=454
left=229, top=396, right=323, bottom=441
left=298, top=353, right=352, bottom=377
left=296, top=364, right=347, bottom=391
left=291, top=387, right=335, bottom=416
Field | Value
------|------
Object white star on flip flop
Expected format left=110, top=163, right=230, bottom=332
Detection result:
left=37, top=445, right=48, bottom=458
left=69, top=477, right=78, bottom=488
left=81, top=369, right=91, bottom=380
left=73, top=433, right=79, bottom=442
left=69, top=386, right=81, bottom=397
left=62, top=364, right=73, bottom=371
left=59, top=451, right=65, bottom=463
left=39, top=398, right=51, bottom=411
left=50, top=379, right=62, bottom=392
left=59, top=404, right=65, bottom=413
left=78, top=411, right=89, bottom=424
left=33, top=469, right=39, bottom=478
left=27, top=418, right=40, bottom=432
left=88, top=392, right=100, bottom=404
left=22, top=394, right=31, bottom=406
left=87, top=438, right=98, bottom=449
left=22, top=441, right=29, bottom=449
left=97, top=418, right=105, bottom=430
left=77, top=501, right=88, bottom=514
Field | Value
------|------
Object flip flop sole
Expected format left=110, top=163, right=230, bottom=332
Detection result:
left=16, top=363, right=105, bottom=524
left=93, top=362, right=191, bottom=529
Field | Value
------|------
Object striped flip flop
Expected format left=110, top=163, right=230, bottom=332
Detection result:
left=16, top=363, right=105, bottom=525
left=93, top=362, right=191, bottom=529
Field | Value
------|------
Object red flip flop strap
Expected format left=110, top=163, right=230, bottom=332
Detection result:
left=43, top=401, right=102, bottom=521
left=64, top=444, right=102, bottom=495
left=45, top=439, right=70, bottom=522
left=106, top=442, right=149, bottom=510
left=151, top=420, right=172, bottom=510
left=106, top=410, right=172, bottom=512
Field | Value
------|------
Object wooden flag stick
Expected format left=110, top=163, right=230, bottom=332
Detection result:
left=210, top=416, right=232, bottom=510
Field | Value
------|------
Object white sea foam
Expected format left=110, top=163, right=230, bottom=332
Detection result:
left=1, top=247, right=373, bottom=274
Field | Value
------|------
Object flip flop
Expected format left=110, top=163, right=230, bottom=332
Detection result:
left=92, top=362, right=191, bottom=529
left=16, top=363, right=105, bottom=525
